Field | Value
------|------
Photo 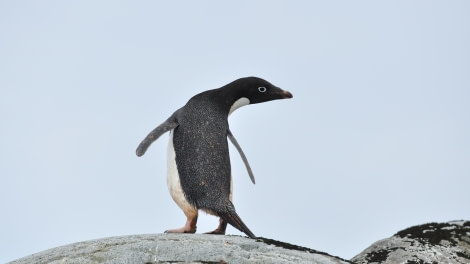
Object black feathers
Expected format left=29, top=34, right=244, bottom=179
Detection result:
left=136, top=77, right=292, bottom=238
left=136, top=108, right=181, bottom=157
left=217, top=201, right=256, bottom=239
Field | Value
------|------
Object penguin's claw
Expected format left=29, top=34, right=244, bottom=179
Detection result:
left=203, top=218, right=227, bottom=235
left=204, top=218, right=227, bottom=235
left=164, top=216, right=197, bottom=234
left=164, top=226, right=197, bottom=234
left=204, top=229, right=225, bottom=235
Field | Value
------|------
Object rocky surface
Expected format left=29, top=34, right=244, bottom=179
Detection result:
left=352, top=220, right=470, bottom=264
left=9, top=220, right=470, bottom=264
left=9, top=234, right=350, bottom=264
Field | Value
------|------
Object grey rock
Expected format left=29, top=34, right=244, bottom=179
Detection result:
left=352, top=220, right=470, bottom=264
left=10, top=220, right=470, bottom=263
left=8, top=234, right=351, bottom=264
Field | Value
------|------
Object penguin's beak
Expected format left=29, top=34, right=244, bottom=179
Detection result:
left=280, top=90, right=293, bottom=99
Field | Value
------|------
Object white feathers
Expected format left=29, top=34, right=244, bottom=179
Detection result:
left=166, top=130, right=197, bottom=215
left=229, top=97, right=250, bottom=116
left=166, top=129, right=234, bottom=216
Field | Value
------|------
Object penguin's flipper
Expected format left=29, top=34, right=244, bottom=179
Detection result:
left=217, top=201, right=256, bottom=239
left=136, top=109, right=181, bottom=157
left=227, top=129, right=255, bottom=184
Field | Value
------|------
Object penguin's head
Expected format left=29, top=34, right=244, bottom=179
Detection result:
left=232, top=76, right=292, bottom=103
left=226, top=77, right=292, bottom=115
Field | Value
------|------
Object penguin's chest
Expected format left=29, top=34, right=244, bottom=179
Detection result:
left=166, top=130, right=196, bottom=212
left=166, top=129, right=233, bottom=211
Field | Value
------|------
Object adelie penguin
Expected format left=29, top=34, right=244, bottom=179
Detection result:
left=136, top=77, right=292, bottom=238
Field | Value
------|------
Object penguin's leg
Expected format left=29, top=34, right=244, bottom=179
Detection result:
left=165, top=131, right=199, bottom=233
left=203, top=173, right=233, bottom=235
left=204, top=218, right=227, bottom=235
left=203, top=176, right=256, bottom=238
left=202, top=202, right=256, bottom=238
left=216, top=202, right=256, bottom=238
left=165, top=208, right=198, bottom=234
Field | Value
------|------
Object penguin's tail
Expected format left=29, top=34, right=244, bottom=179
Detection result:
left=218, top=202, right=256, bottom=239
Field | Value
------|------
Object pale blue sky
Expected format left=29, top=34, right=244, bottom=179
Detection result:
left=1, top=1, right=469, bottom=262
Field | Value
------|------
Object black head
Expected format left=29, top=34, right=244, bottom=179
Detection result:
left=228, top=77, right=293, bottom=104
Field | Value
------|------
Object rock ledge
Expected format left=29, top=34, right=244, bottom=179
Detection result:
left=10, top=220, right=470, bottom=263
left=9, top=234, right=350, bottom=264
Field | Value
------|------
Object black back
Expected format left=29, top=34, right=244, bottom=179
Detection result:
left=173, top=77, right=292, bottom=211
left=173, top=89, right=233, bottom=210
left=136, top=77, right=292, bottom=238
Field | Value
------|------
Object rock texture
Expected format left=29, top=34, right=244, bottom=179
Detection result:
left=9, top=220, right=470, bottom=264
left=9, top=234, right=350, bottom=264
left=352, top=220, right=470, bottom=264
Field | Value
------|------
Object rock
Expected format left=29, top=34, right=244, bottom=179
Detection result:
left=351, top=220, right=470, bottom=264
left=8, top=234, right=351, bottom=264
left=10, top=220, right=470, bottom=263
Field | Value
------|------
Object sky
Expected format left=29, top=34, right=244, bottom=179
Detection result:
left=1, top=1, right=469, bottom=262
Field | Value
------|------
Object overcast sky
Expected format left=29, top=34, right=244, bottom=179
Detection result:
left=1, top=1, right=469, bottom=262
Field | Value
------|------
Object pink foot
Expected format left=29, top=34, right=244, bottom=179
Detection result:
left=204, top=218, right=227, bottom=235
left=165, top=226, right=196, bottom=234
left=165, top=215, right=197, bottom=234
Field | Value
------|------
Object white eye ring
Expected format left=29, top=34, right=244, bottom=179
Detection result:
left=258, top=86, right=267, bottom=93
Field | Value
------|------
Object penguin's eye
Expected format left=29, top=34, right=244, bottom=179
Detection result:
left=258, top=87, right=267, bottom=93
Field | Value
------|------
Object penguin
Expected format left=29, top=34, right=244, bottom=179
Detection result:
left=136, top=76, right=292, bottom=238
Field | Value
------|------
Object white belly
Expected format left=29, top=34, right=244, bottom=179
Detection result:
left=167, top=130, right=197, bottom=215
left=166, top=129, right=233, bottom=215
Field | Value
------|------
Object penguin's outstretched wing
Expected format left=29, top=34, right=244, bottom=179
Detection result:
left=227, top=129, right=255, bottom=184
left=136, top=108, right=181, bottom=157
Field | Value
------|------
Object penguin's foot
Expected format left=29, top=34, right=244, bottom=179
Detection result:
left=165, top=226, right=196, bottom=234
left=165, top=215, right=197, bottom=234
left=204, top=218, right=227, bottom=235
